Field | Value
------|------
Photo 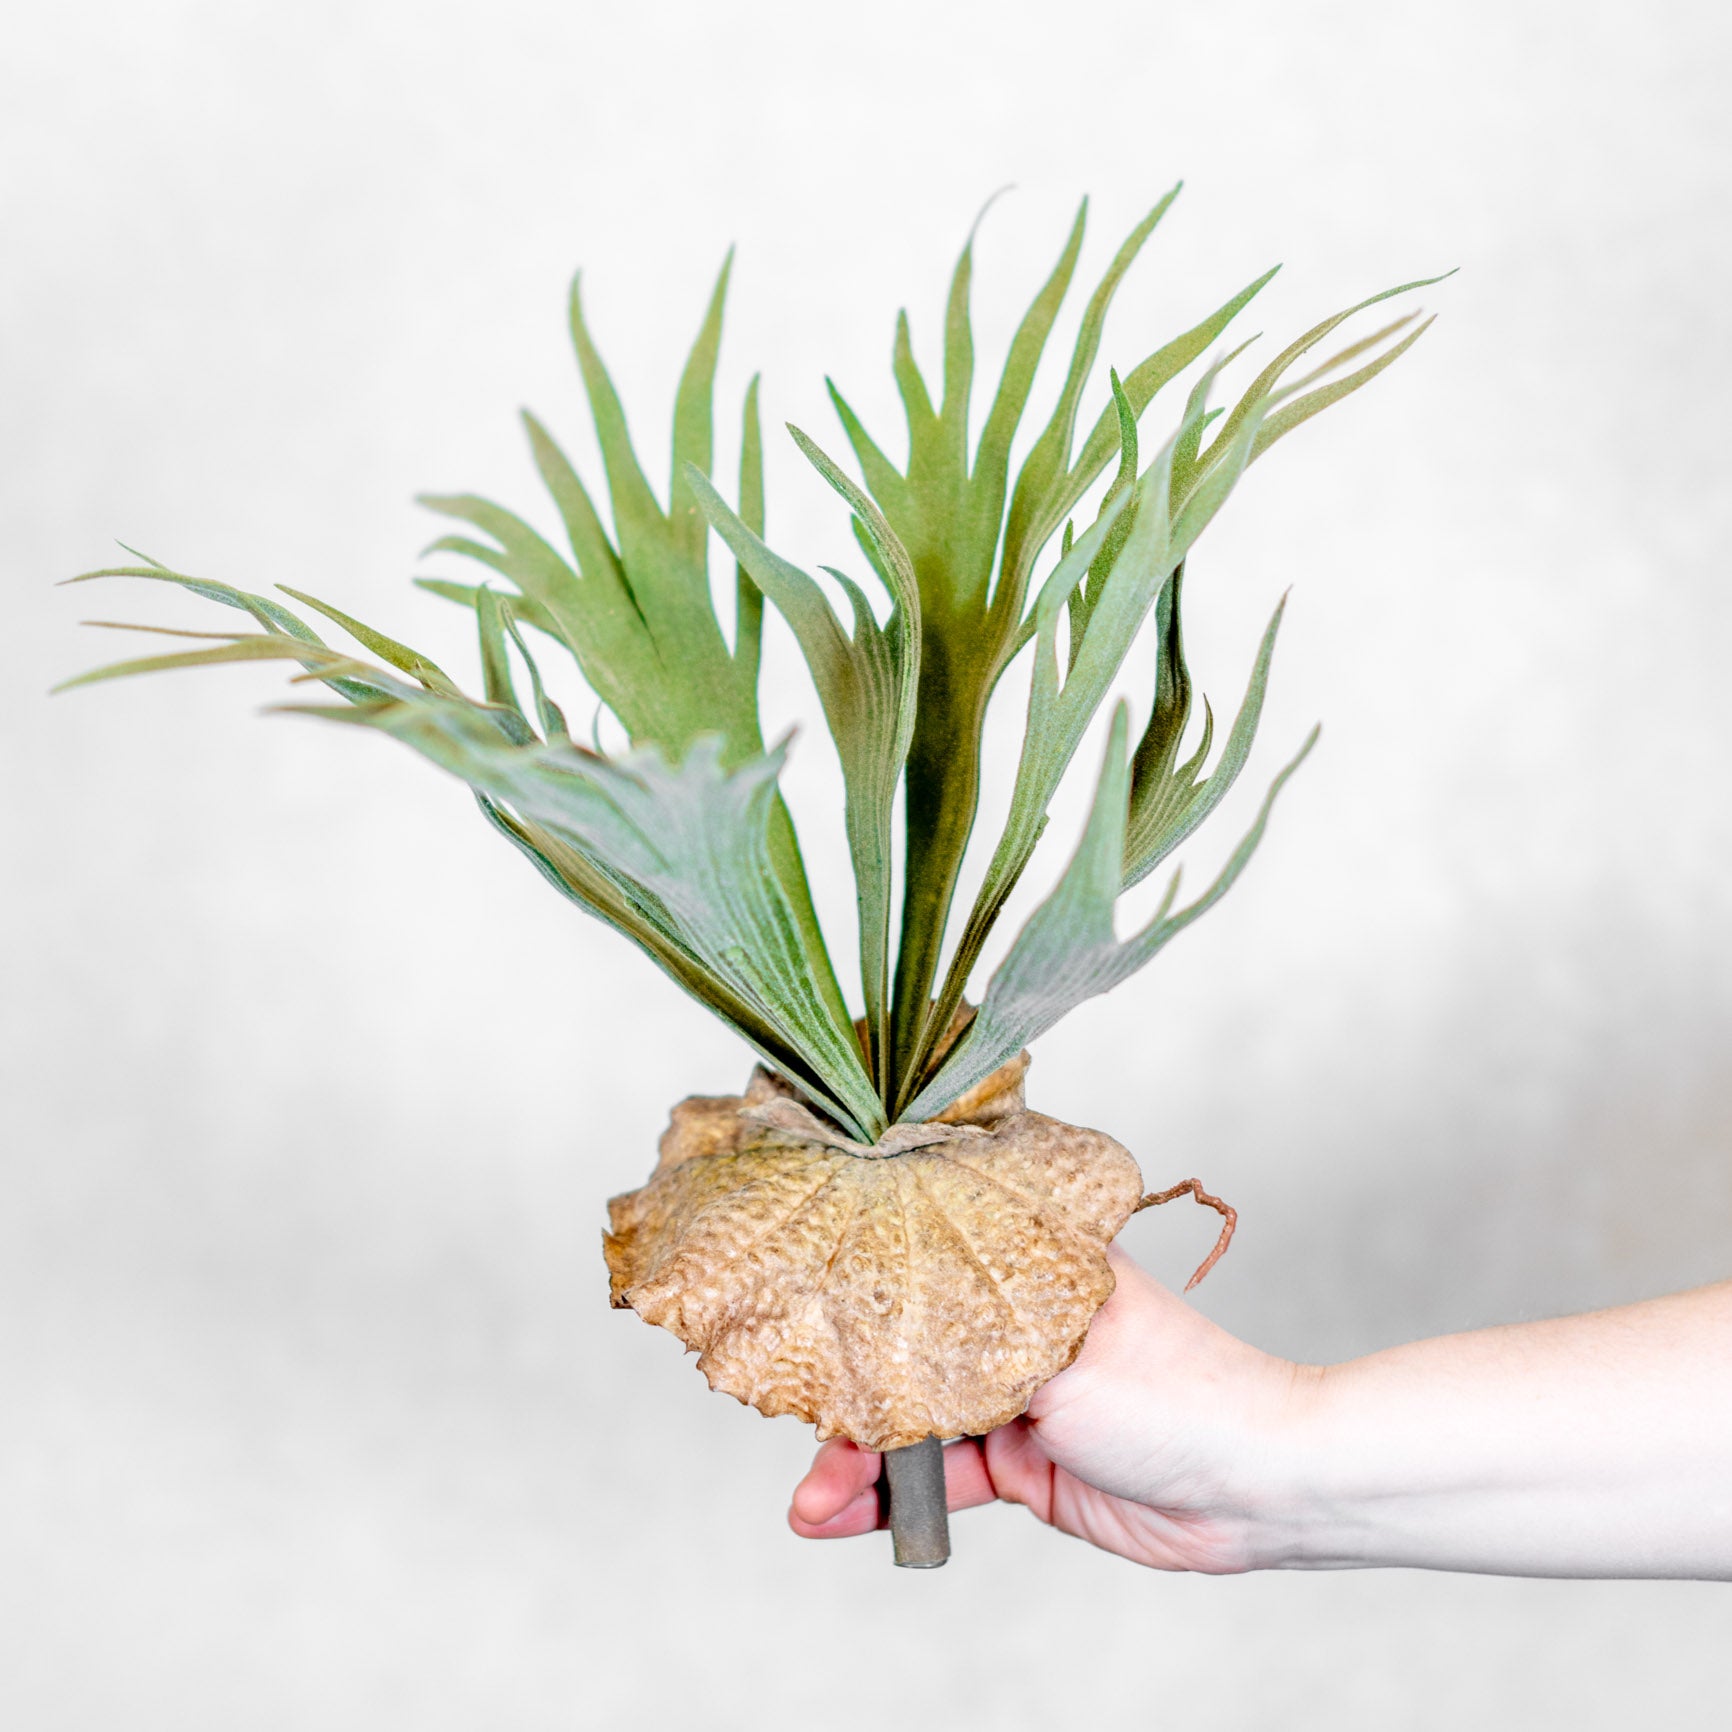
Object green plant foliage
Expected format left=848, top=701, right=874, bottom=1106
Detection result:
left=902, top=705, right=1317, bottom=1122
left=59, top=193, right=1443, bottom=1135
left=416, top=263, right=851, bottom=1037
left=686, top=430, right=920, bottom=1098
left=57, top=570, right=886, bottom=1140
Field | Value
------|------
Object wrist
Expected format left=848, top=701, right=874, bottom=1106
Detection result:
left=1221, top=1356, right=1345, bottom=1571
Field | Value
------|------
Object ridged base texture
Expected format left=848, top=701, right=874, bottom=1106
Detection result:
left=603, top=1053, right=1144, bottom=1452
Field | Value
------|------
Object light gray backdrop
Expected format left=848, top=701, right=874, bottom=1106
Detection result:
left=4, top=1, right=1729, bottom=1726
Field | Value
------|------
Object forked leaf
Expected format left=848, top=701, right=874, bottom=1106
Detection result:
left=687, top=430, right=921, bottom=1094
left=421, top=271, right=851, bottom=1037
left=1197, top=272, right=1454, bottom=479
left=1124, top=586, right=1288, bottom=887
left=903, top=706, right=1318, bottom=1120
left=821, top=193, right=1286, bottom=1100
left=998, top=186, right=1182, bottom=600
left=907, top=361, right=1271, bottom=1104
left=319, top=694, right=884, bottom=1139
left=57, top=569, right=390, bottom=704
left=422, top=262, right=761, bottom=765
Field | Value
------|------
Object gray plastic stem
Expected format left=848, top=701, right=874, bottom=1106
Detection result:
left=883, top=1437, right=950, bottom=1568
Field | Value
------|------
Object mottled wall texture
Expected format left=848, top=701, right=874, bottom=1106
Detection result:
left=4, top=1, right=1729, bottom=1725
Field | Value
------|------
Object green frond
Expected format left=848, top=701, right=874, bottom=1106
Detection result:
left=798, top=198, right=1443, bottom=1105
left=902, top=707, right=1318, bottom=1121
left=59, top=198, right=1442, bottom=1133
left=687, top=425, right=921, bottom=1096
left=66, top=595, right=880, bottom=1138
left=419, top=264, right=852, bottom=1039
left=1120, top=577, right=1290, bottom=888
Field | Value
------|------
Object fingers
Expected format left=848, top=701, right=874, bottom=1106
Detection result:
left=788, top=1432, right=1023, bottom=1540
left=789, top=1439, right=881, bottom=1538
left=939, top=1437, right=1000, bottom=1512
left=980, top=1419, right=1060, bottom=1524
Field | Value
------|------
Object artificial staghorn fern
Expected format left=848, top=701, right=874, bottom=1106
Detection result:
left=61, top=189, right=1441, bottom=1562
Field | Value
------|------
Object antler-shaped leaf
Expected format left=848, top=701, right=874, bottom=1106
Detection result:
left=415, top=256, right=851, bottom=1043
left=312, top=701, right=886, bottom=1139
left=60, top=582, right=884, bottom=1141
left=897, top=360, right=1266, bottom=1109
left=420, top=262, right=755, bottom=755
left=687, top=428, right=921, bottom=1096
left=826, top=192, right=1283, bottom=1099
left=888, top=273, right=1443, bottom=1108
left=59, top=559, right=404, bottom=705
left=902, top=704, right=1316, bottom=1121
left=1121, top=571, right=1287, bottom=888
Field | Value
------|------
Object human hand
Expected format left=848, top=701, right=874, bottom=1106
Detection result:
left=793, top=1246, right=1732, bottom=1580
left=788, top=1247, right=1314, bottom=1572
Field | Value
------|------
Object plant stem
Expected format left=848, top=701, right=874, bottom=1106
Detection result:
left=883, top=1438, right=950, bottom=1568
left=885, top=656, right=988, bottom=1106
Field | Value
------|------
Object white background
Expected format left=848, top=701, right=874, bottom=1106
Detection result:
left=4, top=0, right=1730, bottom=1725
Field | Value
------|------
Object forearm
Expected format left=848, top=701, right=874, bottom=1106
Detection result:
left=1264, top=1282, right=1732, bottom=1579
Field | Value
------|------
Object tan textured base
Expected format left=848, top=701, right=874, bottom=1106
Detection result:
left=603, top=1053, right=1144, bottom=1452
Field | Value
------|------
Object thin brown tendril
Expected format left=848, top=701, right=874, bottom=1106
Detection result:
left=1133, top=1178, right=1237, bottom=1291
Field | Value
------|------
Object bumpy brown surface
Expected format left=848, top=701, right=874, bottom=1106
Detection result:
left=603, top=1055, right=1144, bottom=1451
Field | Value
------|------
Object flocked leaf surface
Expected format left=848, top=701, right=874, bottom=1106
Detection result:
left=825, top=192, right=1290, bottom=1101
left=416, top=260, right=851, bottom=1039
left=687, top=428, right=921, bottom=1095
left=815, top=195, right=1440, bottom=1109
left=58, top=572, right=884, bottom=1140
left=1122, top=571, right=1288, bottom=888
left=314, top=701, right=888, bottom=1139
left=58, top=195, right=1444, bottom=1139
left=904, top=705, right=1317, bottom=1120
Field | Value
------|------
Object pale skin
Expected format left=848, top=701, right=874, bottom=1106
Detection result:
left=789, top=1249, right=1732, bottom=1580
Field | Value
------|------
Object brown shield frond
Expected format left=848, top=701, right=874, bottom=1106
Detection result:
left=603, top=1055, right=1144, bottom=1451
